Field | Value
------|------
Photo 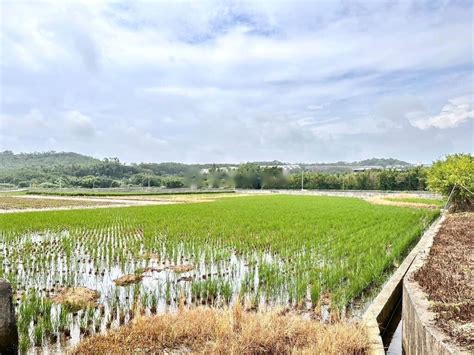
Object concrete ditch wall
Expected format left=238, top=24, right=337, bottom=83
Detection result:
left=402, top=219, right=470, bottom=355
left=362, top=215, right=445, bottom=355
left=0, top=279, right=18, bottom=354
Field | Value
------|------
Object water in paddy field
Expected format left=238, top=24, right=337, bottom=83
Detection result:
left=0, top=227, right=371, bottom=353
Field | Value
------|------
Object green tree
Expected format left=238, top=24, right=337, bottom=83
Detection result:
left=427, top=154, right=474, bottom=211
left=262, top=167, right=287, bottom=189
left=234, top=163, right=262, bottom=189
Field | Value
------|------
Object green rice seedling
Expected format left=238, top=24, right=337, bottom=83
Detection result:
left=33, top=321, right=44, bottom=347
left=19, top=333, right=30, bottom=354
left=310, top=283, right=320, bottom=308
left=58, top=307, right=69, bottom=332
left=219, top=280, right=232, bottom=304
left=140, top=290, right=149, bottom=310
left=150, top=294, right=158, bottom=314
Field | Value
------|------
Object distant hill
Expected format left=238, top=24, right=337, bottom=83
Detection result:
left=0, top=151, right=99, bottom=170
left=355, top=158, right=411, bottom=167
left=0, top=151, right=412, bottom=172
left=0, top=151, right=421, bottom=189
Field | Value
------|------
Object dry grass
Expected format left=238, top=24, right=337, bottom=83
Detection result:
left=72, top=305, right=368, bottom=354
left=113, top=274, right=143, bottom=286
left=367, top=195, right=440, bottom=209
left=413, top=213, right=474, bottom=349
left=51, top=287, right=100, bottom=312
left=0, top=196, right=116, bottom=211
left=98, top=193, right=246, bottom=203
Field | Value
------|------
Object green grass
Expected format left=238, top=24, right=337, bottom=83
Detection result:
left=384, top=197, right=444, bottom=206
left=0, top=190, right=28, bottom=196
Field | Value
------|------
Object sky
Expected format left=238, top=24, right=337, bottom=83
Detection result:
left=0, top=0, right=473, bottom=164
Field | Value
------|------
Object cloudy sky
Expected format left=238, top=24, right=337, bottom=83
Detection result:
left=0, top=0, right=473, bottom=164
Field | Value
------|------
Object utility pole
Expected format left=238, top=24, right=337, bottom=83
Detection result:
left=148, top=175, right=150, bottom=189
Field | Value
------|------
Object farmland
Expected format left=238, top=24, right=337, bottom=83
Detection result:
left=0, top=196, right=120, bottom=211
left=0, top=195, right=439, bottom=352
left=383, top=197, right=444, bottom=207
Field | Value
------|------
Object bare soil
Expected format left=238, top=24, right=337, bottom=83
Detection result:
left=413, top=213, right=474, bottom=349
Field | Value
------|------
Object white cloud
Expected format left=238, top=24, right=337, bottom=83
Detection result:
left=307, top=104, right=325, bottom=111
left=65, top=110, right=97, bottom=137
left=410, top=96, right=474, bottom=129
left=141, top=86, right=221, bottom=99
left=309, top=118, right=392, bottom=139
left=0, top=1, right=473, bottom=162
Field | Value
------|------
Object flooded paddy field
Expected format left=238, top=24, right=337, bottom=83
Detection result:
left=0, top=195, right=439, bottom=353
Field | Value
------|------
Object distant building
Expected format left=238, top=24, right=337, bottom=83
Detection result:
left=352, top=165, right=409, bottom=172
left=200, top=166, right=238, bottom=174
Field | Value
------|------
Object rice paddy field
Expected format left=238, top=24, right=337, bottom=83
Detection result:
left=0, top=194, right=439, bottom=353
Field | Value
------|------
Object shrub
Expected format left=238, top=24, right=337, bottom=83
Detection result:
left=39, top=182, right=59, bottom=189
left=427, top=154, right=474, bottom=211
left=18, top=181, right=30, bottom=188
left=164, top=178, right=184, bottom=188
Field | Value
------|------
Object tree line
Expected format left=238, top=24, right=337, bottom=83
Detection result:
left=0, top=160, right=428, bottom=191
left=2, top=151, right=472, bottom=200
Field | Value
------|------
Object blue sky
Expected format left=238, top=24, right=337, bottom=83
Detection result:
left=0, top=0, right=473, bottom=163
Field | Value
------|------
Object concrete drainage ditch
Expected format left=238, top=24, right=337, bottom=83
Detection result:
left=363, top=215, right=445, bottom=355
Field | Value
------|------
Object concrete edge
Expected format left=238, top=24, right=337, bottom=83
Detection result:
left=402, top=216, right=471, bottom=355
left=0, top=278, right=18, bottom=354
left=362, top=214, right=445, bottom=355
